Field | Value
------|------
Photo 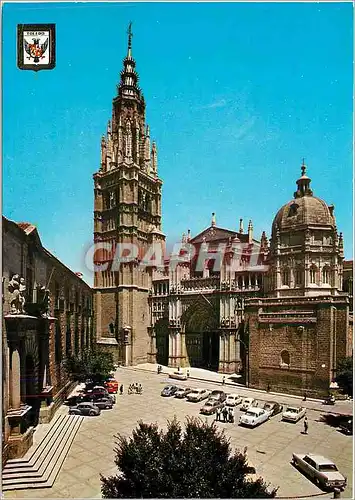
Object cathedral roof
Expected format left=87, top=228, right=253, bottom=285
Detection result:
left=17, top=222, right=37, bottom=234
left=272, top=162, right=335, bottom=234
left=190, top=226, right=246, bottom=244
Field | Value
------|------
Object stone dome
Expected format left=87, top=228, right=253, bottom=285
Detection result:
left=272, top=163, right=336, bottom=233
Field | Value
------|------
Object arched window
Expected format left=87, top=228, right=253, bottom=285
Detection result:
left=282, top=267, right=290, bottom=286
left=294, top=266, right=303, bottom=286
left=322, top=266, right=330, bottom=284
left=280, top=350, right=290, bottom=367
left=310, top=265, right=318, bottom=284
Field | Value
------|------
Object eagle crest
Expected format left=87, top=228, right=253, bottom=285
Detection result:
left=24, top=38, right=49, bottom=63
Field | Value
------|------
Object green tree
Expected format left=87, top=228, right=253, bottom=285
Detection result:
left=64, top=348, right=115, bottom=385
left=101, top=417, right=277, bottom=498
left=335, top=356, right=353, bottom=397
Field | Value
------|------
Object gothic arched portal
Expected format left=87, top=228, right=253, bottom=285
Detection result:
left=155, top=318, right=169, bottom=366
left=181, top=297, right=220, bottom=371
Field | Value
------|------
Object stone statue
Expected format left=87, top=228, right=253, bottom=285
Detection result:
left=42, top=288, right=51, bottom=318
left=8, top=274, right=26, bottom=314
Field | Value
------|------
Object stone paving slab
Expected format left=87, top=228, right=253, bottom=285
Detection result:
left=4, top=366, right=352, bottom=499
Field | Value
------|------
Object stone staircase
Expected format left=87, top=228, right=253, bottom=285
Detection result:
left=2, top=413, right=84, bottom=491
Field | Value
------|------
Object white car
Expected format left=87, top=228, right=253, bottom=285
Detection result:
left=186, top=388, right=211, bottom=402
left=239, top=407, right=269, bottom=427
left=174, top=387, right=193, bottom=399
left=291, top=453, right=347, bottom=491
left=240, top=397, right=256, bottom=411
left=282, top=406, right=306, bottom=422
left=225, top=393, right=242, bottom=406
left=169, top=371, right=187, bottom=381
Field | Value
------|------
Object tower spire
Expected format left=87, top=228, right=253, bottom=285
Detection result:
left=117, top=22, right=142, bottom=100
left=127, top=21, right=133, bottom=58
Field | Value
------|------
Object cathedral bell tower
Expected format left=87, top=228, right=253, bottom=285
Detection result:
left=93, top=24, right=165, bottom=365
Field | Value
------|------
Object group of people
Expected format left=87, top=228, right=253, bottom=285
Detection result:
left=216, top=405, right=234, bottom=423
left=128, top=383, right=143, bottom=395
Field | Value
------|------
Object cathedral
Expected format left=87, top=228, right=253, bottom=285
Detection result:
left=93, top=27, right=352, bottom=396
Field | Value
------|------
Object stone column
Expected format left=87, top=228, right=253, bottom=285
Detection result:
left=218, top=333, right=225, bottom=372
left=168, top=331, right=174, bottom=367
left=10, top=347, right=21, bottom=409
left=180, top=330, right=189, bottom=367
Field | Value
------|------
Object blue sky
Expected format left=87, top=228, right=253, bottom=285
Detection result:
left=3, top=2, right=353, bottom=285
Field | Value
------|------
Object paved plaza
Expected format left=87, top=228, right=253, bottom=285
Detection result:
left=5, top=366, right=353, bottom=499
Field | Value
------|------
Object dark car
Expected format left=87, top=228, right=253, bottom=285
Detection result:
left=209, top=390, right=227, bottom=403
left=85, top=388, right=116, bottom=403
left=64, top=394, right=93, bottom=406
left=90, top=392, right=116, bottom=404
left=339, top=418, right=353, bottom=435
left=161, top=385, right=179, bottom=397
left=263, top=401, right=283, bottom=417
left=93, top=397, right=114, bottom=409
left=69, top=402, right=101, bottom=416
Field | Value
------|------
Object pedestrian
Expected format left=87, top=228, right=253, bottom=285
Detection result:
left=222, top=406, right=228, bottom=423
left=222, top=376, right=226, bottom=386
left=228, top=407, right=234, bottom=424
left=267, top=383, right=271, bottom=393
left=216, top=407, right=220, bottom=422
left=178, top=366, right=180, bottom=372
left=187, top=369, right=190, bottom=378
left=303, top=392, right=307, bottom=401
left=303, top=417, right=308, bottom=434
left=119, top=384, right=124, bottom=395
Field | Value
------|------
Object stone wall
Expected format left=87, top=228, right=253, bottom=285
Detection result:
left=246, top=296, right=350, bottom=396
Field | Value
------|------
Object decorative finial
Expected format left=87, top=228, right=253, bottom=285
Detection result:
left=239, top=218, right=244, bottom=234
left=211, top=212, right=216, bottom=227
left=301, top=158, right=306, bottom=176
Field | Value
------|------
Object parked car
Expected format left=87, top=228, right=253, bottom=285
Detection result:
left=240, top=397, right=256, bottom=411
left=104, top=377, right=119, bottom=394
left=64, top=394, right=85, bottom=406
left=69, top=402, right=101, bottom=416
left=239, top=407, right=269, bottom=427
left=93, top=397, right=114, bottom=409
left=209, top=390, right=227, bottom=403
left=263, top=401, right=283, bottom=417
left=282, top=406, right=306, bottom=423
left=291, top=453, right=347, bottom=491
left=161, top=385, right=179, bottom=397
left=169, top=371, right=187, bottom=381
left=186, top=388, right=211, bottom=402
left=200, top=399, right=224, bottom=415
left=174, top=387, right=193, bottom=399
left=339, top=418, right=353, bottom=436
left=87, top=390, right=116, bottom=404
left=225, top=393, right=242, bottom=407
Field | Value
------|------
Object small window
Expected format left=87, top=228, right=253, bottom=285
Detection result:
left=287, top=203, right=299, bottom=217
left=294, top=266, right=302, bottom=286
left=322, top=266, right=330, bottom=284
left=280, top=350, right=290, bottom=366
left=310, top=265, right=318, bottom=284
left=282, top=268, right=290, bottom=286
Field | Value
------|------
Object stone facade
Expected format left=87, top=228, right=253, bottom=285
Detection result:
left=93, top=28, right=352, bottom=396
left=149, top=216, right=268, bottom=376
left=2, top=217, right=93, bottom=462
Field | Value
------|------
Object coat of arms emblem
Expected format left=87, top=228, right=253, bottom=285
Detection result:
left=17, top=24, right=56, bottom=71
